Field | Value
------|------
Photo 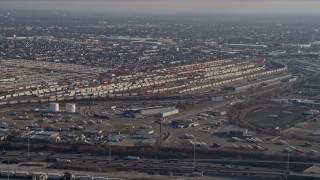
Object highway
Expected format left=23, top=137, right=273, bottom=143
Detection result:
left=1, top=150, right=319, bottom=179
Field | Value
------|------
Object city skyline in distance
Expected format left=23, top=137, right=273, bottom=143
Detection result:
left=1, top=0, right=320, bottom=15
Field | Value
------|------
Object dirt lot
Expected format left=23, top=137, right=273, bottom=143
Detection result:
left=245, top=105, right=311, bottom=129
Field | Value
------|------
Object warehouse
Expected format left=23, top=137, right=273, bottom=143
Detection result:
left=12, top=131, right=60, bottom=143
left=158, top=109, right=179, bottom=117
left=226, top=127, right=249, bottom=137
left=140, top=107, right=177, bottom=115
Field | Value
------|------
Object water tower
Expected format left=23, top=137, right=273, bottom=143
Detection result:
left=49, top=103, right=59, bottom=112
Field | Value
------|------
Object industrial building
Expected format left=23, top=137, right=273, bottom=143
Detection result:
left=12, top=131, right=61, bottom=143
left=159, top=109, right=179, bottom=117
left=140, top=107, right=177, bottom=116
left=226, top=127, right=249, bottom=137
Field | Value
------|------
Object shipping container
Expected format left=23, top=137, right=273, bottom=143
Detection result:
left=14, top=171, right=29, bottom=178
left=210, top=96, right=224, bottom=102
left=0, top=102, right=7, bottom=105
left=1, top=171, right=15, bottom=177
left=9, top=101, right=18, bottom=104
left=47, top=173, right=62, bottom=180
left=161, top=109, right=179, bottom=117
left=65, top=97, right=74, bottom=100
left=19, top=100, right=28, bottom=103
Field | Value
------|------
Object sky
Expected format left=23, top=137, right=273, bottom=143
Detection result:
left=1, top=0, right=320, bottom=15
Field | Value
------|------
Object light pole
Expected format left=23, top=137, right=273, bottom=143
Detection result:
left=7, top=159, right=9, bottom=180
left=286, top=151, right=290, bottom=180
left=28, top=133, right=30, bottom=159
left=108, top=142, right=111, bottom=163
left=27, top=131, right=34, bottom=160
left=27, top=131, right=33, bottom=159
left=193, top=144, right=196, bottom=169
left=287, top=151, right=290, bottom=171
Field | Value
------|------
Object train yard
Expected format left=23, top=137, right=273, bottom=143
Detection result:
left=2, top=8, right=320, bottom=180
left=0, top=58, right=289, bottom=106
left=2, top=56, right=320, bottom=179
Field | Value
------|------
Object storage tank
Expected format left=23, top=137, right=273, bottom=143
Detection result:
left=66, top=103, right=76, bottom=113
left=50, top=103, right=59, bottom=112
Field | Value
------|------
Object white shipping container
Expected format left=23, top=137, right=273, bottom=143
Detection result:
left=76, top=96, right=84, bottom=99
left=9, top=101, right=18, bottom=104
left=65, top=96, right=74, bottom=100
left=47, top=173, right=62, bottom=179
left=14, top=171, right=29, bottom=177
left=1, top=171, right=14, bottom=177
left=161, top=109, right=179, bottom=117
left=57, top=98, right=64, bottom=101
left=49, top=98, right=56, bottom=102
left=0, top=102, right=7, bottom=105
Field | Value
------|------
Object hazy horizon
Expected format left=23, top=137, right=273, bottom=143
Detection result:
left=1, top=0, right=320, bottom=15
